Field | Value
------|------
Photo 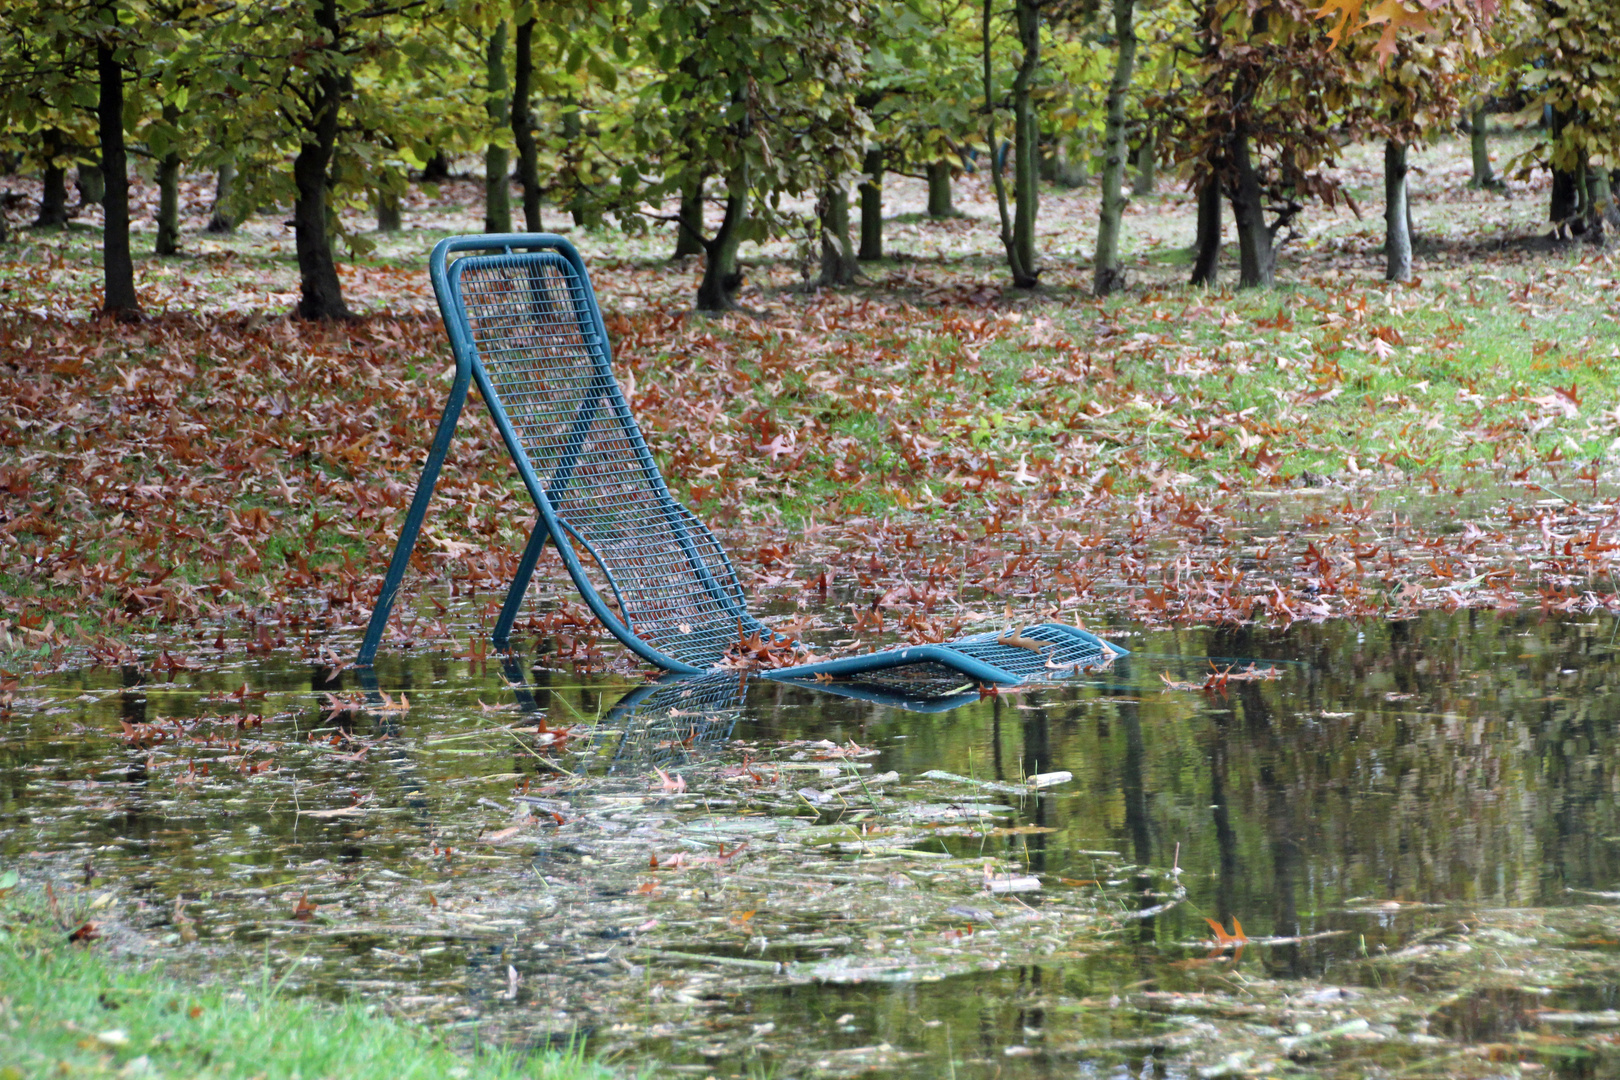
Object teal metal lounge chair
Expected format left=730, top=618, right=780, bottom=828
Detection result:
left=357, top=234, right=1126, bottom=696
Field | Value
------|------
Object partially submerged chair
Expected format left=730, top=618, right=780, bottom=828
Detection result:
left=357, top=234, right=1126, bottom=697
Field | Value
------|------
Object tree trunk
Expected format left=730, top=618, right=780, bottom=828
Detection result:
left=376, top=190, right=401, bottom=232
left=1551, top=167, right=1578, bottom=238
left=1092, top=0, right=1137, bottom=297
left=562, top=106, right=586, bottom=227
left=97, top=28, right=139, bottom=319
left=1229, top=125, right=1274, bottom=289
left=1010, top=0, right=1041, bottom=279
left=420, top=149, right=450, bottom=182
left=1588, top=164, right=1618, bottom=243
left=484, top=20, right=511, bottom=234
left=673, top=177, right=705, bottom=258
left=291, top=0, right=350, bottom=320
left=818, top=185, right=858, bottom=286
left=1190, top=173, right=1221, bottom=286
left=512, top=16, right=542, bottom=233
left=695, top=166, right=746, bottom=312
left=1133, top=129, right=1156, bottom=195
left=206, top=158, right=236, bottom=232
left=858, top=147, right=882, bottom=261
left=1549, top=108, right=1578, bottom=238
left=983, top=0, right=1037, bottom=288
left=1467, top=99, right=1495, bottom=190
left=76, top=162, right=105, bottom=207
left=35, top=130, right=69, bottom=227
left=1384, top=139, right=1411, bottom=282
left=155, top=105, right=181, bottom=257
left=925, top=160, right=954, bottom=217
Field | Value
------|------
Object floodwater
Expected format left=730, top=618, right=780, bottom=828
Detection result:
left=6, top=609, right=1620, bottom=1078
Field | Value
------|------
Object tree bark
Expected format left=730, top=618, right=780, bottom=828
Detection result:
left=291, top=0, right=350, bottom=320
left=97, top=27, right=140, bottom=319
left=155, top=104, right=181, bottom=257
left=1467, top=99, right=1495, bottom=190
left=1010, top=0, right=1041, bottom=279
left=858, top=147, right=882, bottom=261
left=206, top=158, right=236, bottom=232
left=984, top=0, right=1037, bottom=288
left=1588, top=164, right=1619, bottom=243
left=673, top=176, right=705, bottom=258
left=1551, top=167, right=1578, bottom=238
left=562, top=105, right=586, bottom=226
left=77, top=162, right=105, bottom=207
left=376, top=190, right=401, bottom=231
left=1092, top=0, right=1137, bottom=297
left=1133, top=129, right=1156, bottom=195
left=1190, top=173, right=1221, bottom=287
left=925, top=160, right=954, bottom=217
left=1229, top=125, right=1274, bottom=289
left=484, top=19, right=512, bottom=234
left=1384, top=139, right=1411, bottom=282
left=818, top=185, right=858, bottom=286
left=695, top=166, right=746, bottom=312
left=512, top=16, right=542, bottom=232
left=35, top=130, right=70, bottom=227
left=1549, top=108, right=1578, bottom=239
left=420, top=149, right=450, bottom=182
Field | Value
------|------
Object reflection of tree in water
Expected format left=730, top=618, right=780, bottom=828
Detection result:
left=1192, top=613, right=1620, bottom=930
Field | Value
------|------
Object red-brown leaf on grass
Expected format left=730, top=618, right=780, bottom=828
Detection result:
left=292, top=894, right=317, bottom=921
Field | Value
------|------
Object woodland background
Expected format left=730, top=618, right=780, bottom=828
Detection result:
left=1, top=0, right=1619, bottom=673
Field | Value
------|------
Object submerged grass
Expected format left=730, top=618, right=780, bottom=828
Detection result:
left=0, top=878, right=618, bottom=1080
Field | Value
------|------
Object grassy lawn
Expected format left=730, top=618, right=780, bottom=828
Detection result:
left=0, top=875, right=616, bottom=1080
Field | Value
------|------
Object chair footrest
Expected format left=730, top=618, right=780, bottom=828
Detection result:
left=762, top=623, right=1127, bottom=697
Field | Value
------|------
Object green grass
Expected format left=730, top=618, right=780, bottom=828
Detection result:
left=0, top=877, right=618, bottom=1080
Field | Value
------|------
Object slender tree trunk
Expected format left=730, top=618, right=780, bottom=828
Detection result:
left=1549, top=107, right=1578, bottom=239
left=562, top=105, right=586, bottom=226
left=673, top=176, right=705, bottom=258
left=512, top=16, right=542, bottom=233
left=858, top=148, right=882, bottom=261
left=291, top=0, right=350, bottom=320
left=76, top=162, right=104, bottom=207
left=155, top=105, right=181, bottom=257
left=484, top=20, right=512, bottom=234
left=983, top=0, right=1037, bottom=287
left=97, top=27, right=139, bottom=319
left=695, top=165, right=746, bottom=312
left=925, top=160, right=954, bottom=217
left=35, top=130, right=69, bottom=227
left=1467, top=99, right=1495, bottom=190
left=1133, top=130, right=1156, bottom=195
left=818, top=185, right=858, bottom=286
left=37, top=163, right=69, bottom=226
left=376, top=190, right=401, bottom=232
left=1588, top=165, right=1617, bottom=243
left=1229, top=125, right=1274, bottom=289
left=1092, top=0, right=1137, bottom=297
left=421, top=149, right=450, bottom=182
left=1010, top=0, right=1041, bottom=279
left=1384, top=139, right=1411, bottom=282
left=1190, top=173, right=1221, bottom=286
left=206, top=158, right=236, bottom=232
left=1551, top=167, right=1578, bottom=238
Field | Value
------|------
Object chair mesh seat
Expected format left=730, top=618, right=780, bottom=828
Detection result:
left=358, top=235, right=1127, bottom=701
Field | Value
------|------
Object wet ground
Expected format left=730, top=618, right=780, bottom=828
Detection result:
left=6, top=609, right=1620, bottom=1078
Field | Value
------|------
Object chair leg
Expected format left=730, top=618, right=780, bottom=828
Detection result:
left=493, top=517, right=550, bottom=651
left=356, top=375, right=471, bottom=667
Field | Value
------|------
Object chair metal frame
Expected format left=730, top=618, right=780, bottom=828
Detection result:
left=357, top=234, right=1126, bottom=693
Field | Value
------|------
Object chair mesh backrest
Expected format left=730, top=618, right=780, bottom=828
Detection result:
left=454, top=253, right=757, bottom=669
